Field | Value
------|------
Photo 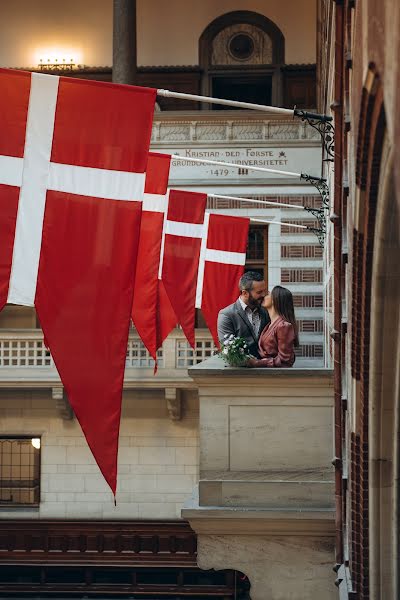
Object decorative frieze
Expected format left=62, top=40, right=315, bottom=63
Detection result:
left=152, top=119, right=321, bottom=145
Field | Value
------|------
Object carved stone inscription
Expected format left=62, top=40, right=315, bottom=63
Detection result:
left=164, top=146, right=322, bottom=183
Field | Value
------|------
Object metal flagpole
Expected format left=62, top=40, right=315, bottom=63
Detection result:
left=249, top=218, right=325, bottom=247
left=170, top=155, right=330, bottom=225
left=208, top=193, right=304, bottom=210
left=250, top=218, right=307, bottom=229
left=157, top=89, right=295, bottom=115
left=170, top=153, right=302, bottom=178
left=208, top=193, right=326, bottom=235
left=156, top=89, right=335, bottom=160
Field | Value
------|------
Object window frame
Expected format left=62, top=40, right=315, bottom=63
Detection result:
left=0, top=435, right=41, bottom=507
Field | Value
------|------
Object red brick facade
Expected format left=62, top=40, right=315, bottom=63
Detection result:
left=320, top=0, right=397, bottom=597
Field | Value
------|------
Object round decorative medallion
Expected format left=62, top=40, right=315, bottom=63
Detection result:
left=228, top=33, right=255, bottom=61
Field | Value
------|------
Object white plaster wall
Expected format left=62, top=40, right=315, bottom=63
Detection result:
left=0, top=0, right=112, bottom=68
left=0, top=0, right=316, bottom=68
left=0, top=388, right=199, bottom=519
left=137, top=0, right=316, bottom=66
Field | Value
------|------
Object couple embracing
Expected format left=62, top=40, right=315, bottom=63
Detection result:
left=217, top=271, right=299, bottom=368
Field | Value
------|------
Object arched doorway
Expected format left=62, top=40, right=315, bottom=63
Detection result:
left=199, top=11, right=285, bottom=107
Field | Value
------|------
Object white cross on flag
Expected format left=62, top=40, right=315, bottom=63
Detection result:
left=0, top=68, right=156, bottom=495
left=195, top=213, right=249, bottom=345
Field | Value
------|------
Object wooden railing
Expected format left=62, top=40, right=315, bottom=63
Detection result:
left=0, top=520, right=248, bottom=597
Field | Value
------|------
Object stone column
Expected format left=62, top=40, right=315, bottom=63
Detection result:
left=112, top=0, right=137, bottom=84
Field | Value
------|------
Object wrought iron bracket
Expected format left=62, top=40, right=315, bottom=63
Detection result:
left=304, top=205, right=326, bottom=232
left=300, top=173, right=330, bottom=210
left=294, top=109, right=335, bottom=160
left=307, top=226, right=326, bottom=248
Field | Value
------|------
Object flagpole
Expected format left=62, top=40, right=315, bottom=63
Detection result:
left=249, top=218, right=325, bottom=246
left=208, top=193, right=305, bottom=210
left=170, top=153, right=305, bottom=178
left=157, top=89, right=295, bottom=115
left=249, top=218, right=307, bottom=229
left=156, top=90, right=335, bottom=160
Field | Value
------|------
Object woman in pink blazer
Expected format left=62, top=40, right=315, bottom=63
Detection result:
left=248, top=286, right=299, bottom=368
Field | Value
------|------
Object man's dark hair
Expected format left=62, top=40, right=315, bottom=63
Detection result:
left=239, top=271, right=264, bottom=292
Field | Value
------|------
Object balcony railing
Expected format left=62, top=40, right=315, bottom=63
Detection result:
left=0, top=329, right=217, bottom=372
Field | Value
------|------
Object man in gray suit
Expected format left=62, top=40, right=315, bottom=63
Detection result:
left=217, top=271, right=270, bottom=358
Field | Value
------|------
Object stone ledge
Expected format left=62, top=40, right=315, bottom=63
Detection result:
left=0, top=368, right=196, bottom=389
left=189, top=355, right=333, bottom=378
left=182, top=488, right=335, bottom=537
left=198, top=479, right=335, bottom=509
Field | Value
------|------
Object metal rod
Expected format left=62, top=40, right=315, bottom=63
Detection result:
left=208, top=193, right=305, bottom=210
left=250, top=218, right=307, bottom=229
left=157, top=89, right=295, bottom=115
left=171, top=154, right=302, bottom=178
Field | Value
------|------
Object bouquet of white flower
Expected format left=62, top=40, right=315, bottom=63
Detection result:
left=218, top=334, right=252, bottom=367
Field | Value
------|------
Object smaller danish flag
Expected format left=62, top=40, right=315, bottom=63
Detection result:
left=158, top=189, right=207, bottom=349
left=132, top=153, right=177, bottom=366
left=195, top=213, right=249, bottom=346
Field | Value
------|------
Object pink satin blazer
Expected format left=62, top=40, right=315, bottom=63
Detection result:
left=252, top=316, right=296, bottom=367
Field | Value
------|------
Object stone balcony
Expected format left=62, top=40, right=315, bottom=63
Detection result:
left=182, top=356, right=336, bottom=600
left=0, top=329, right=321, bottom=388
left=0, top=328, right=212, bottom=390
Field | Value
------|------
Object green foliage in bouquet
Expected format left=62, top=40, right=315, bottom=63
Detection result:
left=218, top=334, right=252, bottom=367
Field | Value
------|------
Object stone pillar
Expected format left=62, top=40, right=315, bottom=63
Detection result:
left=112, top=0, right=137, bottom=84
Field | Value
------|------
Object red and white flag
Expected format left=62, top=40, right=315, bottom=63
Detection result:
left=132, top=153, right=177, bottom=365
left=0, top=68, right=156, bottom=495
left=195, top=213, right=249, bottom=346
left=159, top=189, right=207, bottom=349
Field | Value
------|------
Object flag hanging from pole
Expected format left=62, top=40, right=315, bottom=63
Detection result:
left=195, top=213, right=249, bottom=346
left=132, top=152, right=177, bottom=366
left=0, top=68, right=156, bottom=495
left=159, top=189, right=207, bottom=349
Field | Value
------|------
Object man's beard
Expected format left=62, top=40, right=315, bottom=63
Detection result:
left=248, top=295, right=262, bottom=309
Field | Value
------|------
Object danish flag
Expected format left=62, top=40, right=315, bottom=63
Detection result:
left=159, top=189, right=207, bottom=349
left=132, top=153, right=177, bottom=366
left=195, top=213, right=249, bottom=346
left=0, top=68, right=156, bottom=495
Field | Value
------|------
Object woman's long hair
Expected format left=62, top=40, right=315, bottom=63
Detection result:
left=271, top=286, right=299, bottom=347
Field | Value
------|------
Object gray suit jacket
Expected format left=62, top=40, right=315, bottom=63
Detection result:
left=217, top=300, right=270, bottom=358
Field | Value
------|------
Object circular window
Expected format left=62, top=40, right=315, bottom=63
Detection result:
left=228, top=33, right=255, bottom=61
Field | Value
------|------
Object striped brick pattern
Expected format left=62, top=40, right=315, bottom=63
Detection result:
left=281, top=269, right=323, bottom=283
left=296, top=344, right=323, bottom=358
left=298, top=319, right=323, bottom=333
left=293, top=294, right=323, bottom=308
left=281, top=245, right=323, bottom=258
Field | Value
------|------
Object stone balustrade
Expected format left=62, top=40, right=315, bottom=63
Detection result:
left=0, top=329, right=216, bottom=388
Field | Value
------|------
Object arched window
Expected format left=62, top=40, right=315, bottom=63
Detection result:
left=199, top=11, right=285, bottom=108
